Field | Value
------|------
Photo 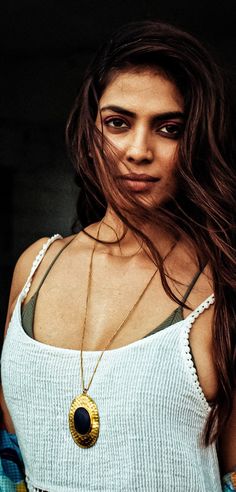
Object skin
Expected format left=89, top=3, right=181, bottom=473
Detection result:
left=1, top=69, right=235, bottom=475
left=96, top=69, right=183, bottom=209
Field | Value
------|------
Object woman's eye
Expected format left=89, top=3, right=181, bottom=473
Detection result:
left=158, top=124, right=182, bottom=138
left=104, top=118, right=128, bottom=129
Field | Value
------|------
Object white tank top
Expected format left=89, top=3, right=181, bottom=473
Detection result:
left=1, top=236, right=222, bottom=492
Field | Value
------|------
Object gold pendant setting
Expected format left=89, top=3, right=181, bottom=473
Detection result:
left=69, top=392, right=100, bottom=448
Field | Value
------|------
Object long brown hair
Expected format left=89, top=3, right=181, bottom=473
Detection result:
left=66, top=20, right=236, bottom=445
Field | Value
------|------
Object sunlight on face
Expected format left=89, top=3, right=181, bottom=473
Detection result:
left=95, top=69, right=184, bottom=206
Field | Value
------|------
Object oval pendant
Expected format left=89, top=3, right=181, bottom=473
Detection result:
left=68, top=393, right=100, bottom=448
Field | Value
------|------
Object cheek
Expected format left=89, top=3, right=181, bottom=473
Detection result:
left=157, top=169, right=178, bottom=204
left=160, top=140, right=178, bottom=158
left=104, top=134, right=126, bottom=155
left=164, top=165, right=178, bottom=193
left=159, top=142, right=179, bottom=172
left=158, top=147, right=179, bottom=196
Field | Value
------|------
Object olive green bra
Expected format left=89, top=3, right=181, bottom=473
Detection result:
left=21, top=239, right=203, bottom=340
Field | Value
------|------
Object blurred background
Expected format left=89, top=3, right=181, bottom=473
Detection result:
left=0, top=0, right=236, bottom=342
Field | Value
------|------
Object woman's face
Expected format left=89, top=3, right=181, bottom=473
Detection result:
left=95, top=69, right=184, bottom=206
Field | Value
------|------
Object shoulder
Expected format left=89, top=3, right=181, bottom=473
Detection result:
left=5, top=224, right=100, bottom=332
left=10, top=236, right=65, bottom=300
left=4, top=234, right=73, bottom=334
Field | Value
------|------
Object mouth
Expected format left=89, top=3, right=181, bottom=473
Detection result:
left=117, top=174, right=160, bottom=192
left=118, top=173, right=160, bottom=182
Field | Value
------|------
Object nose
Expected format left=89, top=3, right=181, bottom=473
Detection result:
left=125, top=129, right=154, bottom=165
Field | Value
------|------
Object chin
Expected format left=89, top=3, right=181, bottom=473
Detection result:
left=136, top=191, right=175, bottom=209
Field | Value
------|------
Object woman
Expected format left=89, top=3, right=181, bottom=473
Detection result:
left=0, top=20, right=235, bottom=491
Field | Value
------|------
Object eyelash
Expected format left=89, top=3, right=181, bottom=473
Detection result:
left=103, top=117, right=183, bottom=138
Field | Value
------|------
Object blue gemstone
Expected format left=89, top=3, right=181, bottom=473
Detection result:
left=74, top=407, right=91, bottom=434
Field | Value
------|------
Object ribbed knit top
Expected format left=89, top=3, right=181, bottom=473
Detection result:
left=1, top=236, right=222, bottom=492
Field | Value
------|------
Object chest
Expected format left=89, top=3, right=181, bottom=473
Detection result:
left=23, top=254, right=218, bottom=402
left=32, top=265, right=181, bottom=351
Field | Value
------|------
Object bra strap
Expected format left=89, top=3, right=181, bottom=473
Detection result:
left=181, top=262, right=207, bottom=304
left=21, top=235, right=62, bottom=301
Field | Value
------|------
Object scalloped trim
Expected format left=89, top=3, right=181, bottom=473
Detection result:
left=21, top=234, right=62, bottom=301
left=182, top=294, right=215, bottom=406
left=26, top=474, right=46, bottom=491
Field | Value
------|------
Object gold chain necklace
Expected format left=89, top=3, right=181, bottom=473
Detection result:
left=68, top=221, right=157, bottom=448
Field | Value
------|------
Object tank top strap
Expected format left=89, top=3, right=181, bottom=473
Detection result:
left=34, top=237, right=76, bottom=295
left=21, top=234, right=63, bottom=301
left=185, top=293, right=215, bottom=325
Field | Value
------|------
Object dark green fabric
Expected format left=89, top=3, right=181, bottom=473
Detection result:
left=21, top=238, right=75, bottom=338
left=22, top=292, right=39, bottom=338
left=22, top=291, right=184, bottom=339
left=143, top=305, right=183, bottom=338
left=21, top=244, right=203, bottom=340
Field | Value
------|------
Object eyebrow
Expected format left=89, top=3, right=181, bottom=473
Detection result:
left=100, top=105, right=185, bottom=121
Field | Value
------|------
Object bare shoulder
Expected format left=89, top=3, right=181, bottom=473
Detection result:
left=4, top=234, right=75, bottom=334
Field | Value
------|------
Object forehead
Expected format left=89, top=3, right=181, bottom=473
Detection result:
left=99, top=70, right=183, bottom=114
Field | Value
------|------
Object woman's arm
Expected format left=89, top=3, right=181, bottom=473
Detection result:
left=0, top=238, right=49, bottom=490
left=1, top=237, right=49, bottom=432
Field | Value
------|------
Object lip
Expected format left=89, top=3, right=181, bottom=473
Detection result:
left=118, top=175, right=160, bottom=192
left=118, top=173, right=160, bottom=182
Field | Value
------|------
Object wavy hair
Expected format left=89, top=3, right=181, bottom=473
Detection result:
left=66, top=20, right=236, bottom=445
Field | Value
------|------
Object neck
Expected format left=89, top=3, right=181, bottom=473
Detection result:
left=95, top=206, right=176, bottom=259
